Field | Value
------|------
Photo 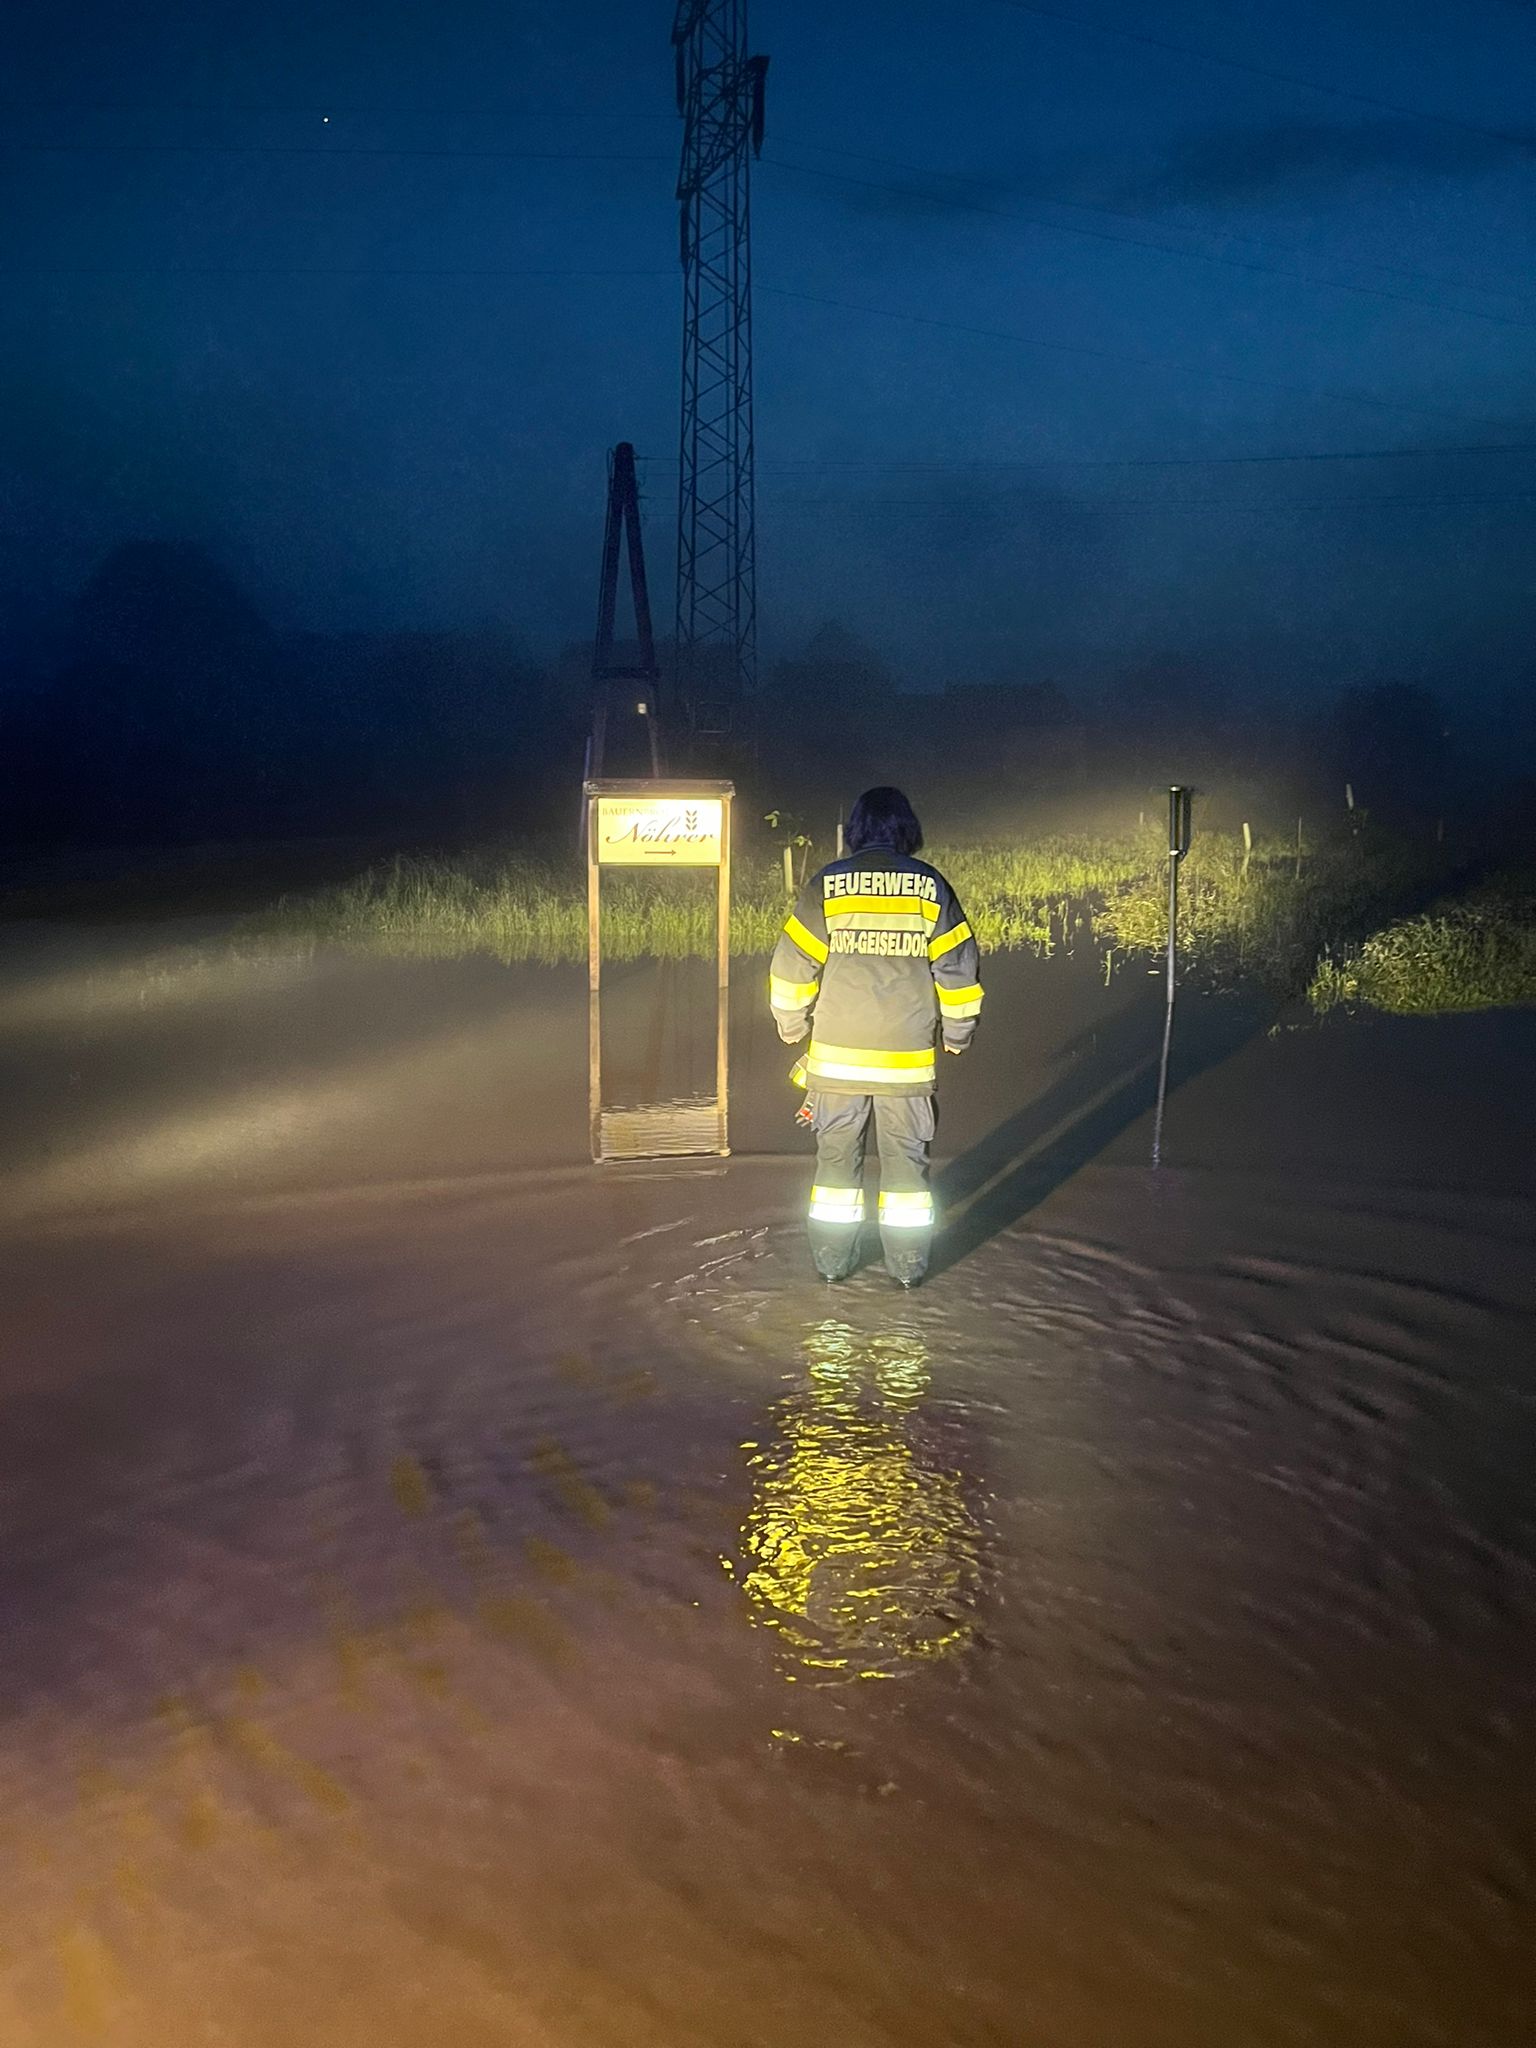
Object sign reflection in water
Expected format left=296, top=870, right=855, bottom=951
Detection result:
left=738, top=1320, right=982, bottom=1682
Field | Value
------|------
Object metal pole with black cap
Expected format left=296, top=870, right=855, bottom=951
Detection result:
left=1151, top=785, right=1193, bottom=1169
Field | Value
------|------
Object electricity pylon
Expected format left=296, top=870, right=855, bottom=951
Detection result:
left=589, top=442, right=662, bottom=779
left=672, top=0, right=768, bottom=743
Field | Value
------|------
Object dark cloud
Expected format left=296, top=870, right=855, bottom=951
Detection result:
left=1120, top=117, right=1536, bottom=209
left=772, top=113, right=1535, bottom=256
left=768, top=156, right=1020, bottom=228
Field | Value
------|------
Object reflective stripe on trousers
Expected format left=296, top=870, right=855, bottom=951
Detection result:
left=878, top=1188, right=934, bottom=1228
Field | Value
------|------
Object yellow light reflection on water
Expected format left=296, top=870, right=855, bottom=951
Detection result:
left=738, top=1319, right=980, bottom=1683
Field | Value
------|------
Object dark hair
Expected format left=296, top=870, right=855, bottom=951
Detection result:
left=846, top=786, right=923, bottom=858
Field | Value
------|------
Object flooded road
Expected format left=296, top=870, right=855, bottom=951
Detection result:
left=0, top=927, right=1532, bottom=2044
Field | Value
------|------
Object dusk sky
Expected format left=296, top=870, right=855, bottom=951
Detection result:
left=4, top=0, right=1534, bottom=691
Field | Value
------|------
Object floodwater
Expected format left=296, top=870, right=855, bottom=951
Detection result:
left=0, top=924, right=1532, bottom=2046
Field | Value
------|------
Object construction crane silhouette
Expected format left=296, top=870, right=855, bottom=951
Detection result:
left=672, top=0, right=768, bottom=748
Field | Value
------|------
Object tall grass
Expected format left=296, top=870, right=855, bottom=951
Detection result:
left=937, top=836, right=1149, bottom=953
left=249, top=826, right=1447, bottom=994
left=1094, top=829, right=1437, bottom=991
left=249, top=836, right=1157, bottom=966
left=1308, top=873, right=1536, bottom=1016
left=248, top=852, right=768, bottom=965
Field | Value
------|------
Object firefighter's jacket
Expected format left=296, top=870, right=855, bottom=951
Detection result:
left=769, top=848, right=984, bottom=1095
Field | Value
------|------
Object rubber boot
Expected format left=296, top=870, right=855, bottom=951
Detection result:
left=877, top=1187, right=933, bottom=1289
left=808, top=1185, right=865, bottom=1283
left=882, top=1243, right=930, bottom=1289
left=810, top=1229, right=862, bottom=1283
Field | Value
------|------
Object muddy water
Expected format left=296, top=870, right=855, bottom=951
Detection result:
left=0, top=927, right=1532, bottom=2045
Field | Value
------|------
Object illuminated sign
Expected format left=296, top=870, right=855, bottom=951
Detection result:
left=585, top=776, right=734, bottom=1160
left=595, top=794, right=724, bottom=866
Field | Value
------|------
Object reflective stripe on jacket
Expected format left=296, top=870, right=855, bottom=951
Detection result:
left=768, top=849, right=984, bottom=1095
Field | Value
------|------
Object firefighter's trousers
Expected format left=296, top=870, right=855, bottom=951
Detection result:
left=807, top=1092, right=936, bottom=1281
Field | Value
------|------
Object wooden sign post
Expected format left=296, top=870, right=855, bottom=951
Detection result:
left=585, top=778, right=734, bottom=1162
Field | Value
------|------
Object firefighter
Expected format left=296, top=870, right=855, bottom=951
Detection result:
left=769, top=786, right=983, bottom=1287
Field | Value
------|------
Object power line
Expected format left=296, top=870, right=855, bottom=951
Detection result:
left=8, top=101, right=1527, bottom=316
left=6, top=141, right=668, bottom=166
left=0, top=263, right=674, bottom=280
left=0, top=99, right=671, bottom=122
left=14, top=128, right=1527, bottom=332
left=978, top=0, right=1536, bottom=150
left=763, top=441, right=1536, bottom=470
left=645, top=440, right=1536, bottom=471
left=767, top=488, right=1536, bottom=512
left=12, top=254, right=1511, bottom=429
left=780, top=137, right=1534, bottom=308
left=764, top=153, right=1536, bottom=333
left=757, top=283, right=1526, bottom=427
left=5, top=114, right=1523, bottom=428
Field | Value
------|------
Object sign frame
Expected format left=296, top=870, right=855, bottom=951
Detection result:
left=584, top=778, right=734, bottom=1162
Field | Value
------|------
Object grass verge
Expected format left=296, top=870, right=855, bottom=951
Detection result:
left=1308, top=873, right=1536, bottom=1016
left=247, top=825, right=1446, bottom=996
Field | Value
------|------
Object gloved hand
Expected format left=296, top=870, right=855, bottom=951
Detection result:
left=944, top=1042, right=966, bottom=1055
left=778, top=1024, right=809, bottom=1045
left=789, top=1055, right=815, bottom=1127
